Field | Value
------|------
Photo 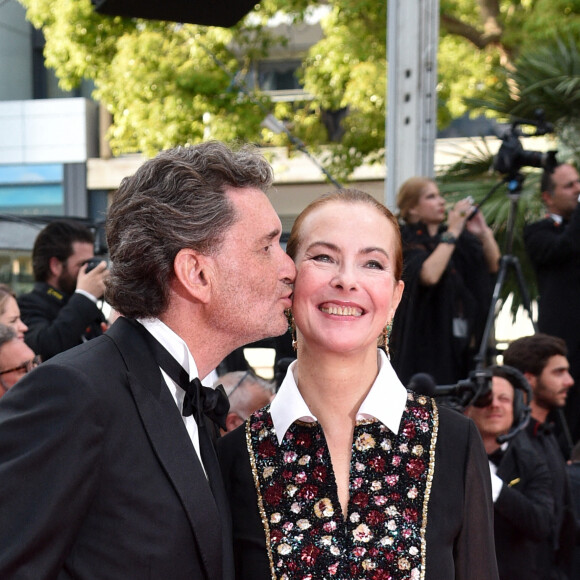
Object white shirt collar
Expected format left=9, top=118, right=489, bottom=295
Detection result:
left=550, top=213, right=563, bottom=225
left=270, top=349, right=407, bottom=445
left=137, top=318, right=217, bottom=386
left=137, top=318, right=217, bottom=476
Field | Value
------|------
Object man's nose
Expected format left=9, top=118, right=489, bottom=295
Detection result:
left=280, top=251, right=296, bottom=284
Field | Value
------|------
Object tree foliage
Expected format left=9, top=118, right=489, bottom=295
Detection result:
left=467, top=36, right=580, bottom=163
left=18, top=0, right=580, bottom=179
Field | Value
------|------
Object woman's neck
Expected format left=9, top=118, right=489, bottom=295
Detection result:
left=293, top=345, right=381, bottom=519
left=294, top=346, right=379, bottom=426
left=426, top=223, right=440, bottom=236
left=408, top=219, right=440, bottom=237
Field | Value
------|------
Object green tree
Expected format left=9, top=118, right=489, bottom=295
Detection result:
left=445, top=34, right=580, bottom=315
left=19, top=0, right=580, bottom=179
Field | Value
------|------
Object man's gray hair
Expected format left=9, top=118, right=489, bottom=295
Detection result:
left=105, top=141, right=274, bottom=319
left=220, top=370, right=275, bottom=399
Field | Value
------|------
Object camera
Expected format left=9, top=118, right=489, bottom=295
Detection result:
left=493, top=110, right=558, bottom=177
left=408, top=367, right=492, bottom=411
left=84, top=257, right=109, bottom=273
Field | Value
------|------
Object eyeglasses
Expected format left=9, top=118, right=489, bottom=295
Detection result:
left=0, top=354, right=42, bottom=376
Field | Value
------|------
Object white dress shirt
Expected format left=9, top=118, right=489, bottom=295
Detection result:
left=138, top=318, right=219, bottom=472
left=270, top=349, right=408, bottom=445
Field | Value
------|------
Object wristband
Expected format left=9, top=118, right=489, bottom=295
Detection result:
left=440, top=232, right=457, bottom=245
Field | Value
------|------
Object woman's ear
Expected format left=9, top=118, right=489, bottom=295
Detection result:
left=173, top=248, right=212, bottom=304
left=389, top=280, right=405, bottom=320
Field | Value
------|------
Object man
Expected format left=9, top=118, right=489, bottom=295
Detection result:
left=18, top=219, right=109, bottom=360
left=0, top=324, right=38, bottom=397
left=566, top=442, right=580, bottom=575
left=524, top=163, right=580, bottom=445
left=466, top=365, right=553, bottom=579
left=0, top=142, right=295, bottom=579
left=219, top=370, right=275, bottom=434
left=504, top=333, right=577, bottom=579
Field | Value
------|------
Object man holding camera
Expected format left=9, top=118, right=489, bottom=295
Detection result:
left=466, top=365, right=554, bottom=580
left=524, top=163, right=580, bottom=448
left=18, top=219, right=108, bottom=360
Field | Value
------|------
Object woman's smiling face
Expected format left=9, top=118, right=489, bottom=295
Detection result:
left=291, top=200, right=404, bottom=355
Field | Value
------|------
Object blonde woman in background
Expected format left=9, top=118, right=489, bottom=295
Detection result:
left=391, top=178, right=500, bottom=387
left=0, top=284, right=28, bottom=340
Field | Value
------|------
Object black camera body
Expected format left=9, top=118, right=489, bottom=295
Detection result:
left=84, top=257, right=109, bottom=273
left=493, top=111, right=558, bottom=177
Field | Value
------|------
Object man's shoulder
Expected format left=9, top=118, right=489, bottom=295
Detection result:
left=524, top=216, right=560, bottom=237
left=45, top=332, right=121, bottom=373
left=506, top=431, right=546, bottom=467
left=18, top=283, right=65, bottom=308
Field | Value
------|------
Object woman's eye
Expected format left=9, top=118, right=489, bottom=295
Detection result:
left=366, top=260, right=384, bottom=270
left=312, top=254, right=332, bottom=263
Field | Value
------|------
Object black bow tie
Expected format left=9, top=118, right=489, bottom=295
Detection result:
left=182, top=377, right=229, bottom=431
left=488, top=447, right=505, bottom=467
left=136, top=322, right=230, bottom=430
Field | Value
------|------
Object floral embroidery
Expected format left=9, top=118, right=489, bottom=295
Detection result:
left=247, top=392, right=438, bottom=579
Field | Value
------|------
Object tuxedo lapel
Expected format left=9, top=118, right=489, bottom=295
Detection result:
left=496, top=445, right=517, bottom=483
left=106, top=319, right=224, bottom=580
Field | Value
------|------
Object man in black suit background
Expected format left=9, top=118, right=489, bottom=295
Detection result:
left=524, top=163, right=580, bottom=449
left=466, top=365, right=554, bottom=580
left=18, top=219, right=109, bottom=360
left=504, top=334, right=577, bottom=580
left=0, top=142, right=295, bottom=579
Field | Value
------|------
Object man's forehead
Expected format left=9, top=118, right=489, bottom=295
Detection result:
left=554, top=164, right=579, bottom=184
left=0, top=341, right=33, bottom=366
left=227, top=187, right=281, bottom=232
left=70, top=241, right=94, bottom=259
left=545, top=354, right=569, bottom=372
left=492, top=376, right=514, bottom=396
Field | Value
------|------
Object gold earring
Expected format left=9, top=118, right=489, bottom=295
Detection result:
left=286, top=309, right=297, bottom=351
left=379, top=320, right=393, bottom=357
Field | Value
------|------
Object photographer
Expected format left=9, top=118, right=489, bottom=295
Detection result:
left=466, top=366, right=554, bottom=580
left=18, top=220, right=109, bottom=360
left=391, top=177, right=500, bottom=385
left=524, top=163, right=580, bottom=448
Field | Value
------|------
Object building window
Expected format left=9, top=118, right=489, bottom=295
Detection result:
left=0, top=164, right=64, bottom=215
left=258, top=60, right=303, bottom=92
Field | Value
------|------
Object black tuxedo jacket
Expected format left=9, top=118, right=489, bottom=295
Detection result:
left=18, top=282, right=107, bottom=360
left=524, top=206, right=580, bottom=441
left=0, top=317, right=234, bottom=580
left=493, top=433, right=554, bottom=580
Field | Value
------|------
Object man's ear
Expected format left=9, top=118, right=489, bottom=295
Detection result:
left=173, top=248, right=212, bottom=303
left=48, top=256, right=63, bottom=278
left=541, top=191, right=553, bottom=210
left=524, top=371, right=537, bottom=392
left=225, top=411, right=244, bottom=433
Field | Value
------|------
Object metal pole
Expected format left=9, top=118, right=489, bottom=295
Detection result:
left=386, top=0, right=439, bottom=210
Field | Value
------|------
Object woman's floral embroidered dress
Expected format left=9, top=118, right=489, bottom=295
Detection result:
left=246, top=392, right=439, bottom=580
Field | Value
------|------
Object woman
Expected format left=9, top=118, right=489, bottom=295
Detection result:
left=391, top=178, right=500, bottom=386
left=219, top=189, right=498, bottom=579
left=0, top=284, right=28, bottom=340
